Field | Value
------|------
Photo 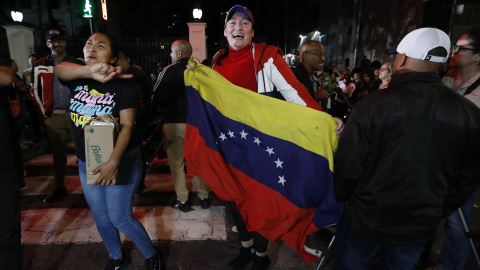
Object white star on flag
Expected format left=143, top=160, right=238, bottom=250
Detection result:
left=266, top=147, right=275, bottom=156
left=253, top=137, right=262, bottom=145
left=240, top=130, right=248, bottom=139
left=274, top=158, right=283, bottom=168
left=278, top=175, right=286, bottom=186
left=228, top=130, right=235, bottom=138
left=219, top=133, right=227, bottom=141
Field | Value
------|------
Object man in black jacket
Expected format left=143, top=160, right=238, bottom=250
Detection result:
left=333, top=28, right=480, bottom=269
left=152, top=40, right=210, bottom=212
left=117, top=51, right=153, bottom=196
left=291, top=40, right=329, bottom=104
left=0, top=66, right=22, bottom=269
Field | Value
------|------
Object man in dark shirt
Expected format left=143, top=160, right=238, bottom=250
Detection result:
left=0, top=66, right=22, bottom=269
left=152, top=40, right=210, bottom=212
left=117, top=51, right=153, bottom=195
left=291, top=40, right=329, bottom=103
left=156, top=62, right=164, bottom=76
left=333, top=28, right=480, bottom=269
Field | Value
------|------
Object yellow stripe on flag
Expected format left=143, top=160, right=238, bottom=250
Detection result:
left=184, top=58, right=338, bottom=171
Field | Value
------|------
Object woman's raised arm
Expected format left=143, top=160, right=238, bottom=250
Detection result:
left=54, top=62, right=131, bottom=82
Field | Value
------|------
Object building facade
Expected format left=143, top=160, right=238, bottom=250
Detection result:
left=296, top=0, right=480, bottom=70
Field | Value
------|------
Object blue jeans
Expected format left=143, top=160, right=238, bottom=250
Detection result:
left=440, top=191, right=477, bottom=270
left=78, top=146, right=155, bottom=260
left=333, top=210, right=425, bottom=270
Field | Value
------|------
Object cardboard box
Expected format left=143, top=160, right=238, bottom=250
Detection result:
left=84, top=125, right=116, bottom=184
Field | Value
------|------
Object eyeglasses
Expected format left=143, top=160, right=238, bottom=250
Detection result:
left=305, top=51, right=325, bottom=58
left=452, top=45, right=475, bottom=55
left=47, top=39, right=65, bottom=44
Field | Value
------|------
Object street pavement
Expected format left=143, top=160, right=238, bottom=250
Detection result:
left=20, top=138, right=335, bottom=270
left=19, top=138, right=480, bottom=270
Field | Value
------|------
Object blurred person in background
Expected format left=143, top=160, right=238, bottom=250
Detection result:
left=438, top=26, right=480, bottom=270
left=378, top=62, right=393, bottom=90
left=152, top=39, right=211, bottom=212
left=0, top=65, right=22, bottom=270
left=32, top=29, right=82, bottom=203
left=291, top=40, right=330, bottom=104
left=23, top=54, right=43, bottom=142
left=116, top=51, right=153, bottom=196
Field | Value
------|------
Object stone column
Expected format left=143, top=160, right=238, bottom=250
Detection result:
left=2, top=25, right=35, bottom=77
left=187, top=21, right=207, bottom=62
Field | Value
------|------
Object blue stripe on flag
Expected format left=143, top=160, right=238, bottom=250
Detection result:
left=186, top=86, right=335, bottom=210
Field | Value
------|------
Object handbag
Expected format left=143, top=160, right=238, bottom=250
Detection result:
left=8, top=94, right=21, bottom=118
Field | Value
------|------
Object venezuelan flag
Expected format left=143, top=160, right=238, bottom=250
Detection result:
left=183, top=59, right=345, bottom=263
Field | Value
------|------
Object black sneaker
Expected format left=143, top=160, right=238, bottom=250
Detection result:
left=104, top=255, right=131, bottom=270
left=22, top=140, right=34, bottom=146
left=228, top=246, right=256, bottom=270
left=20, top=183, right=27, bottom=191
left=251, top=255, right=271, bottom=270
left=145, top=249, right=162, bottom=270
left=200, top=198, right=211, bottom=209
left=43, top=187, right=68, bottom=203
left=171, top=200, right=194, bottom=212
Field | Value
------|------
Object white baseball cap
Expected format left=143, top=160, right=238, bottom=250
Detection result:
left=391, top=28, right=451, bottom=63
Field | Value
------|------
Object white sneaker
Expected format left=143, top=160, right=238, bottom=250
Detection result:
left=19, top=143, right=29, bottom=150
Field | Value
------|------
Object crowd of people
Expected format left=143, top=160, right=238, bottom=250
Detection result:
left=1, top=4, right=480, bottom=270
left=304, top=58, right=395, bottom=120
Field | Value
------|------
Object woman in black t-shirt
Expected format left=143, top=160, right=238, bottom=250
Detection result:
left=54, top=33, right=160, bottom=270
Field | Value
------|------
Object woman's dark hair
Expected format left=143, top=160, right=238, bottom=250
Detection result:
left=362, top=70, right=377, bottom=89
left=369, top=60, right=381, bottom=69
left=465, top=27, right=480, bottom=53
left=87, top=33, right=120, bottom=65
left=363, top=71, right=374, bottom=81
left=343, top=75, right=353, bottom=84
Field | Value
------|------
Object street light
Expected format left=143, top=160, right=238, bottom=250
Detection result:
left=11, top=11, right=23, bottom=22
left=298, top=35, right=307, bottom=51
left=193, top=7, right=202, bottom=20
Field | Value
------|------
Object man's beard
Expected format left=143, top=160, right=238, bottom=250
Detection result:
left=52, top=47, right=64, bottom=55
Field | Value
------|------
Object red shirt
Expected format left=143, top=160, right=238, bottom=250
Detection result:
left=213, top=46, right=257, bottom=92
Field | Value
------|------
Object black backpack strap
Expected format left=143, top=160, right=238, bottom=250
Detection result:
left=211, top=49, right=227, bottom=68
left=464, top=76, right=480, bottom=96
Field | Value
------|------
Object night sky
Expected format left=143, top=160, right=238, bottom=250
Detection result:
left=108, top=0, right=295, bottom=56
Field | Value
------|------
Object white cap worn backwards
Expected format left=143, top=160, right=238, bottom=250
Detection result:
left=396, top=27, right=451, bottom=63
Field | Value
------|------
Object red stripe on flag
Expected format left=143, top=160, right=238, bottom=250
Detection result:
left=185, top=123, right=320, bottom=262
